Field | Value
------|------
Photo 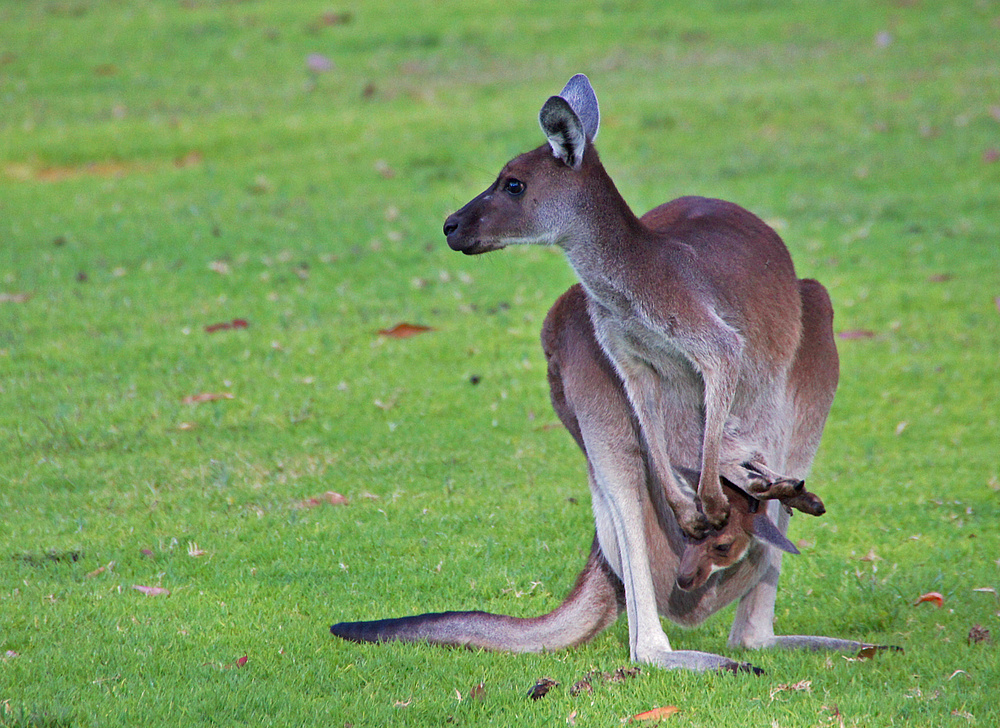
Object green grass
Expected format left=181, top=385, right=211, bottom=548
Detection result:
left=2, top=0, right=999, bottom=725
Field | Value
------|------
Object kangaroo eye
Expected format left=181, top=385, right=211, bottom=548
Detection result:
left=714, top=543, right=731, bottom=555
left=503, top=178, right=526, bottom=196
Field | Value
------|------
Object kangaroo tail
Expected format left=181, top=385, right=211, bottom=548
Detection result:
left=330, top=535, right=624, bottom=653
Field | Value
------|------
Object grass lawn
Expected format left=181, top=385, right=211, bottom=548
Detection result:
left=2, top=1, right=999, bottom=725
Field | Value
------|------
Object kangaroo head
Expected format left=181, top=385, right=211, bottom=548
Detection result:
left=675, top=477, right=803, bottom=592
left=443, top=74, right=604, bottom=255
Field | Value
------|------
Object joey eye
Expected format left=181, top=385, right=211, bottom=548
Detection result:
left=713, top=543, right=732, bottom=555
left=503, top=178, right=526, bottom=196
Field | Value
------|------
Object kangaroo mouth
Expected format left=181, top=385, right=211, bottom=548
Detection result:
left=448, top=238, right=506, bottom=255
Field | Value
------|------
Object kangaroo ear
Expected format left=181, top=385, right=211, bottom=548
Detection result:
left=540, top=95, right=587, bottom=170
left=557, top=73, right=600, bottom=141
left=751, top=512, right=800, bottom=555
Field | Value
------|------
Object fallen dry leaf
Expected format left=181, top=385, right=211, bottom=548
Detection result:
left=770, top=679, right=812, bottom=700
left=914, top=591, right=945, bottom=607
left=569, top=677, right=593, bottom=696
left=469, top=682, right=485, bottom=700
left=234, top=655, right=248, bottom=667
left=140, top=549, right=155, bottom=558
left=306, top=52, right=334, bottom=73
left=86, top=561, right=115, bottom=578
left=859, top=548, right=882, bottom=562
left=566, top=709, right=577, bottom=725
left=837, top=329, right=877, bottom=340
left=631, top=706, right=681, bottom=722
left=984, top=147, right=1000, bottom=164
left=968, top=624, right=991, bottom=644
left=132, top=585, right=170, bottom=596
left=182, top=392, right=234, bottom=404
left=926, top=273, right=953, bottom=283
left=377, top=322, right=433, bottom=338
left=187, top=542, right=207, bottom=557
left=205, top=318, right=249, bottom=333
left=527, top=677, right=558, bottom=701
left=0, top=292, right=32, bottom=303
left=296, top=491, right=349, bottom=509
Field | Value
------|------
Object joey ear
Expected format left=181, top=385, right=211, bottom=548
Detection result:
left=750, top=513, right=800, bottom=555
left=557, top=73, right=600, bottom=141
left=539, top=95, right=587, bottom=169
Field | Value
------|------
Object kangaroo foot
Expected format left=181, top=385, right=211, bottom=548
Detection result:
left=698, top=485, right=731, bottom=530
left=639, top=648, right=764, bottom=675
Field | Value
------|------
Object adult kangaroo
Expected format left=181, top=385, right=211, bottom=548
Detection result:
left=444, top=75, right=807, bottom=538
left=331, top=75, right=874, bottom=671
left=331, top=281, right=865, bottom=672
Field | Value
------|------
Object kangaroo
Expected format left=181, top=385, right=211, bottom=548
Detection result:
left=331, top=281, right=868, bottom=672
left=443, top=75, right=808, bottom=538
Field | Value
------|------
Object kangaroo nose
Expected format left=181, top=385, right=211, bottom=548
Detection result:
left=443, top=217, right=459, bottom=236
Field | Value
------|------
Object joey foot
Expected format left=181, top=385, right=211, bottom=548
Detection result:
left=718, top=460, right=803, bottom=499
left=698, top=486, right=731, bottom=530
left=675, top=506, right=711, bottom=540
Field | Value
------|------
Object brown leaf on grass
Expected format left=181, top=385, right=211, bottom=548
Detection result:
left=837, top=329, right=876, bottom=340
left=995, top=296, right=1000, bottom=315
left=295, top=491, right=349, bottom=509
left=527, top=677, right=558, bottom=700
left=859, top=548, right=882, bottom=562
left=377, top=322, right=433, bottom=338
left=968, top=624, right=991, bottom=644
left=984, top=147, right=1000, bottom=164
left=374, top=160, right=396, bottom=179
left=140, top=549, right=155, bottom=558
left=468, top=682, right=485, bottom=700
left=86, top=561, right=115, bottom=578
left=234, top=655, right=248, bottom=667
left=174, top=151, right=203, bottom=168
left=132, top=585, right=170, bottom=596
left=926, top=273, right=952, bottom=283
left=181, top=392, right=234, bottom=404
left=569, top=677, right=593, bottom=696
left=631, top=706, right=681, bottom=722
left=0, top=292, right=32, bottom=303
left=607, top=666, right=641, bottom=682
left=914, top=591, right=945, bottom=607
left=770, top=679, right=812, bottom=700
left=205, top=318, right=249, bottom=333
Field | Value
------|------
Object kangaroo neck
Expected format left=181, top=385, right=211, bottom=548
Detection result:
left=559, top=165, right=649, bottom=311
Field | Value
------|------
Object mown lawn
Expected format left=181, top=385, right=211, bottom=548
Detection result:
left=1, top=1, right=998, bottom=726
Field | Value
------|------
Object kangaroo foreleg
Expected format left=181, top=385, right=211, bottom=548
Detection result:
left=330, top=535, right=623, bottom=653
